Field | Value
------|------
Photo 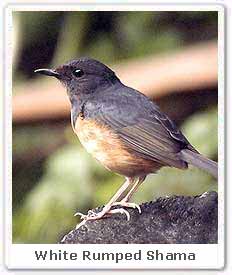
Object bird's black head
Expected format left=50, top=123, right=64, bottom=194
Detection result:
left=35, top=58, right=120, bottom=101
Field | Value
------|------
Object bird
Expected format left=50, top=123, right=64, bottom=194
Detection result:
left=35, top=57, right=218, bottom=222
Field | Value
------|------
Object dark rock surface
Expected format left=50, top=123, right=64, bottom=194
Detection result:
left=60, top=191, right=218, bottom=244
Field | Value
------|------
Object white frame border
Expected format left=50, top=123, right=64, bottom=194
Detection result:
left=3, top=3, right=225, bottom=270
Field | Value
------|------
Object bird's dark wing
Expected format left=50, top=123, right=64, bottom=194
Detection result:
left=84, top=86, right=194, bottom=168
left=98, top=113, right=188, bottom=168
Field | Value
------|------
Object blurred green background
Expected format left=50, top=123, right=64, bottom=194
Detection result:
left=12, top=11, right=218, bottom=244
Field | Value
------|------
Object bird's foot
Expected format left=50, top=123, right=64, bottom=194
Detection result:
left=74, top=203, right=134, bottom=222
left=74, top=209, right=96, bottom=220
left=112, top=201, right=141, bottom=214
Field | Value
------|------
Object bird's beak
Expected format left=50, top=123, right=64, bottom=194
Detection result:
left=34, top=68, right=60, bottom=78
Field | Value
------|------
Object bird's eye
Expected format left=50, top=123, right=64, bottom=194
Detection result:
left=73, top=69, right=84, bottom=78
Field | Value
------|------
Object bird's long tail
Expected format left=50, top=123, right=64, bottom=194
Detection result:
left=179, top=149, right=218, bottom=179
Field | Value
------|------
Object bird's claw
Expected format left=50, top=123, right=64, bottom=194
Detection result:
left=74, top=211, right=86, bottom=220
left=112, top=201, right=141, bottom=214
left=74, top=209, right=97, bottom=220
left=74, top=201, right=141, bottom=223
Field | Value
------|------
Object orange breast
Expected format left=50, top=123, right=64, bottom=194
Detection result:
left=74, top=116, right=161, bottom=177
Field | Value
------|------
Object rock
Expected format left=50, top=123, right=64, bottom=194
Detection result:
left=60, top=191, right=218, bottom=244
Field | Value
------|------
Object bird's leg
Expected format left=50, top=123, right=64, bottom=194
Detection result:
left=122, top=176, right=146, bottom=202
left=111, top=176, right=146, bottom=213
left=75, top=177, right=133, bottom=221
